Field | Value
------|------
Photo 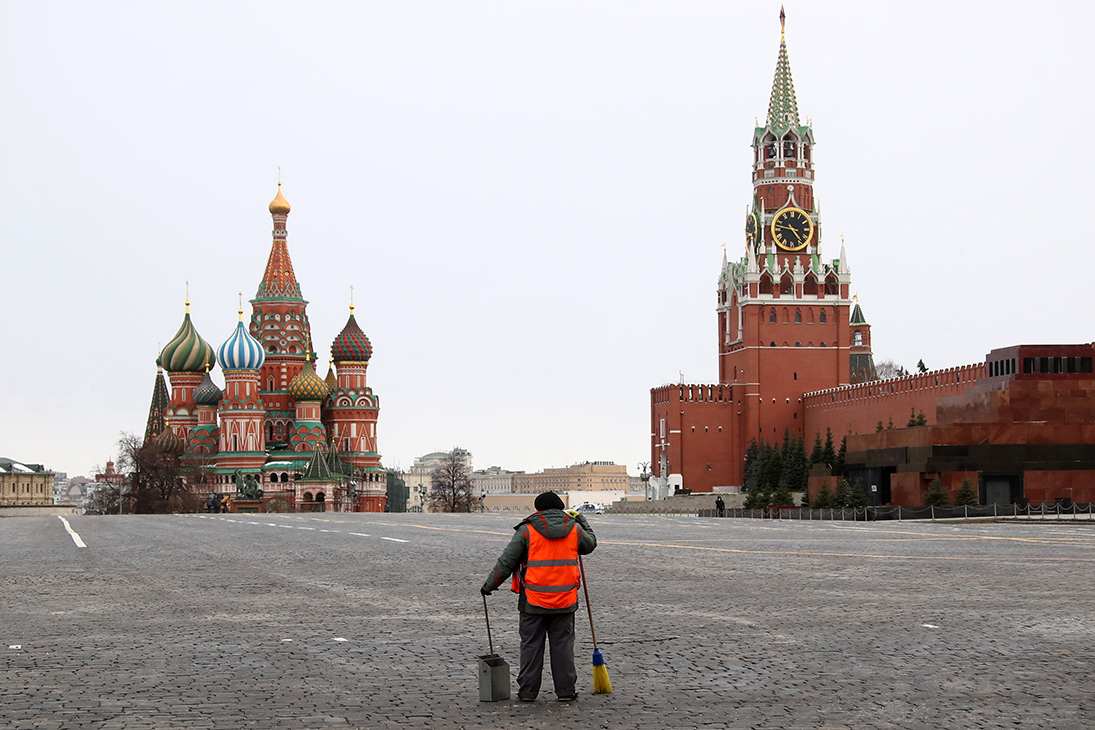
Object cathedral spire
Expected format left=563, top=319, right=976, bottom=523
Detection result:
left=766, top=7, right=800, bottom=131
left=144, top=358, right=171, bottom=443
left=256, top=183, right=302, bottom=300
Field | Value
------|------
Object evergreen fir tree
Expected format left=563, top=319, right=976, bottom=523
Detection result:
left=887, top=416, right=894, bottom=430
left=762, top=446, right=783, bottom=491
left=813, top=482, right=834, bottom=509
left=876, top=420, right=884, bottom=432
left=953, top=478, right=977, bottom=506
left=791, top=434, right=810, bottom=492
left=916, top=410, right=928, bottom=426
left=917, top=359, right=928, bottom=373
left=810, top=431, right=824, bottom=465
left=742, top=439, right=761, bottom=492
left=836, top=478, right=867, bottom=508
left=907, top=408, right=918, bottom=428
left=821, top=427, right=836, bottom=465
left=772, top=480, right=793, bottom=507
left=924, top=478, right=950, bottom=507
left=834, top=435, right=847, bottom=473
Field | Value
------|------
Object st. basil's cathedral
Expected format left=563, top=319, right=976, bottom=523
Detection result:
left=144, top=184, right=386, bottom=511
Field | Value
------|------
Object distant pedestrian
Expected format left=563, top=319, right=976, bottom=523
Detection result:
left=481, top=491, right=597, bottom=702
left=715, top=495, right=725, bottom=517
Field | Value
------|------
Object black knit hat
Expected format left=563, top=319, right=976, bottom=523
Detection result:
left=534, top=491, right=565, bottom=511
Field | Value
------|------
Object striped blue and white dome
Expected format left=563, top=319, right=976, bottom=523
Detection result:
left=218, top=318, right=266, bottom=371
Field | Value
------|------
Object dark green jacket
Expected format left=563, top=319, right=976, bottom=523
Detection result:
left=482, top=509, right=597, bottom=614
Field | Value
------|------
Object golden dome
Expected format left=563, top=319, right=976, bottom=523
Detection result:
left=269, top=183, right=291, bottom=215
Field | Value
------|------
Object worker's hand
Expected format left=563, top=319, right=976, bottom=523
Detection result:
left=567, top=509, right=580, bottom=517
left=481, top=587, right=492, bottom=596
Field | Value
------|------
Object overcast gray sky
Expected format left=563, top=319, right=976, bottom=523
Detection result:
left=3, top=1, right=1092, bottom=479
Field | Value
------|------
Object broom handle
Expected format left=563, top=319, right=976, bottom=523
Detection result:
left=578, top=554, right=598, bottom=649
left=483, top=593, right=494, bottom=656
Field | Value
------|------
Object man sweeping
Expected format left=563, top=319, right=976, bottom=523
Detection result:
left=481, top=491, right=597, bottom=702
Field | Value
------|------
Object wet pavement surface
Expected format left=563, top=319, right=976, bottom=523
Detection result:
left=3, top=512, right=1093, bottom=729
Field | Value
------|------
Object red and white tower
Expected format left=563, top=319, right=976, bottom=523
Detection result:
left=250, top=184, right=315, bottom=446
left=651, top=10, right=874, bottom=491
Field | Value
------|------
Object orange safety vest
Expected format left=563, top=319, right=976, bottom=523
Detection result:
left=510, top=522, right=581, bottom=609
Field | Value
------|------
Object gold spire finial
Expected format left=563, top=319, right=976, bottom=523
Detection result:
left=349, top=284, right=355, bottom=314
left=238, top=292, right=243, bottom=321
left=185, top=281, right=190, bottom=313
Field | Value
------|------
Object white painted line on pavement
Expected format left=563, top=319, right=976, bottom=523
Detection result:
left=333, top=637, right=348, bottom=642
left=298, top=527, right=316, bottom=531
left=381, top=537, right=409, bottom=543
left=921, top=623, right=940, bottom=629
left=57, top=516, right=87, bottom=548
left=349, top=532, right=370, bottom=537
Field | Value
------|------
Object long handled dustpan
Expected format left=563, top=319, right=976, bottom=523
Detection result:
left=477, top=594, right=511, bottom=701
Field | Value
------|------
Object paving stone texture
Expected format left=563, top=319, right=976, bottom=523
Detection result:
left=2, top=513, right=1093, bottom=729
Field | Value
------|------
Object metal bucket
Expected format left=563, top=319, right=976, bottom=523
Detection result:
left=477, top=653, right=510, bottom=701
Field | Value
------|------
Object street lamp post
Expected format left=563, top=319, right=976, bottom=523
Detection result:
left=638, top=461, right=651, bottom=502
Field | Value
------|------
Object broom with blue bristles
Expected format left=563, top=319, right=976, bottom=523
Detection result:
left=578, top=554, right=612, bottom=694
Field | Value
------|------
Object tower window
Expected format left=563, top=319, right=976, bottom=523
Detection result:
left=794, top=310, right=802, bottom=323
left=853, top=330, right=863, bottom=346
left=770, top=341, right=776, bottom=347
left=769, top=310, right=777, bottom=323
left=820, top=310, right=827, bottom=324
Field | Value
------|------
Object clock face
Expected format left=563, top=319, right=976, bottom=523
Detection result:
left=771, top=207, right=814, bottom=251
left=745, top=212, right=758, bottom=244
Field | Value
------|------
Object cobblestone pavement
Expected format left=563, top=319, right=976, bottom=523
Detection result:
left=3, top=513, right=1093, bottom=729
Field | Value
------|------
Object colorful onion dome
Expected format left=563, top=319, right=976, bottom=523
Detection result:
left=269, top=183, right=291, bottom=215
left=324, top=360, right=338, bottom=391
left=218, top=314, right=266, bottom=371
left=288, top=361, right=330, bottom=402
left=160, top=306, right=215, bottom=373
left=331, top=310, right=372, bottom=362
left=155, top=424, right=185, bottom=456
left=194, top=370, right=223, bottom=406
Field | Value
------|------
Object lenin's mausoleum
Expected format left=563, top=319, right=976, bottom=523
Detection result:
left=650, top=13, right=1095, bottom=508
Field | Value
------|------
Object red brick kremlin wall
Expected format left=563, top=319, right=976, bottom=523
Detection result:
left=803, top=363, right=986, bottom=442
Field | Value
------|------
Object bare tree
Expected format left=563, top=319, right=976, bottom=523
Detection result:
left=115, top=432, right=198, bottom=514
left=874, top=359, right=908, bottom=380
left=427, top=449, right=475, bottom=513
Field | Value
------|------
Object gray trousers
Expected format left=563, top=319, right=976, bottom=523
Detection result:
left=517, top=611, right=577, bottom=698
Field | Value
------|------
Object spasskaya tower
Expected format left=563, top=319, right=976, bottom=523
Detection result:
left=651, top=9, right=875, bottom=492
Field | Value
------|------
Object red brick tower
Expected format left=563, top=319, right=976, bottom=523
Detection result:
left=651, top=10, right=873, bottom=491
left=249, top=184, right=316, bottom=447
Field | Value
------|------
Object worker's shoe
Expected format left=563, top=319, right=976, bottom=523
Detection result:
left=517, top=693, right=537, bottom=702
left=557, top=693, right=578, bottom=702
